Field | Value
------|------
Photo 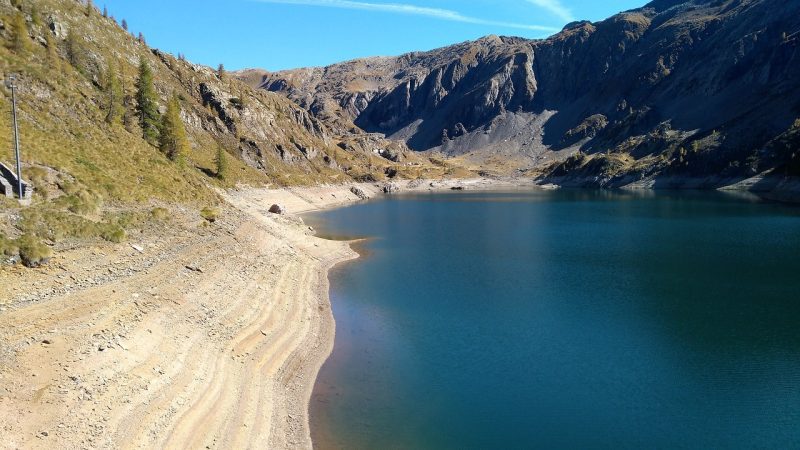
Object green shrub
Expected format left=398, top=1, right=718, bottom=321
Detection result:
left=100, top=225, right=126, bottom=243
left=55, top=189, right=101, bottom=215
left=151, top=207, right=169, bottom=220
left=0, top=234, right=19, bottom=257
left=17, top=235, right=52, bottom=268
left=200, top=207, right=219, bottom=223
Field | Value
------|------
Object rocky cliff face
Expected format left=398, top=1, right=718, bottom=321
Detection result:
left=246, top=0, right=800, bottom=185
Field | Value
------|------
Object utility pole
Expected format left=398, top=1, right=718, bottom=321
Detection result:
left=5, top=74, right=23, bottom=199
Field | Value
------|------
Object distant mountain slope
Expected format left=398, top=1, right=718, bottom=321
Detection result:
left=247, top=0, right=800, bottom=185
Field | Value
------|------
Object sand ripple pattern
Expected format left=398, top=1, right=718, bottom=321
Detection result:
left=0, top=188, right=361, bottom=449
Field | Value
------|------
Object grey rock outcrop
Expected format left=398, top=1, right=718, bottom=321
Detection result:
left=47, top=16, right=67, bottom=40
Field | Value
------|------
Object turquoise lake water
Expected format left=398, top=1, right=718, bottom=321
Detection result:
left=304, top=189, right=800, bottom=449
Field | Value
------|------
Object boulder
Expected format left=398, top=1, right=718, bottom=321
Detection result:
left=48, top=16, right=67, bottom=40
left=350, top=186, right=369, bottom=200
left=382, top=183, right=399, bottom=194
left=268, top=204, right=285, bottom=215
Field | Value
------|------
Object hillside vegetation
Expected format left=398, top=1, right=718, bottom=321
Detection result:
left=0, top=0, right=458, bottom=266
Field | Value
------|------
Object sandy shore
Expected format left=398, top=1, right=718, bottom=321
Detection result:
left=0, top=179, right=535, bottom=449
left=0, top=184, right=372, bottom=449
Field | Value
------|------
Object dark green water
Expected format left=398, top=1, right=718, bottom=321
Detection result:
left=305, top=189, right=800, bottom=449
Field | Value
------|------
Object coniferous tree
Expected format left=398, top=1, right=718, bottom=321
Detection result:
left=119, top=59, right=136, bottom=133
left=104, top=62, right=124, bottom=125
left=215, top=145, right=229, bottom=180
left=31, top=4, right=41, bottom=26
left=44, top=30, right=58, bottom=66
left=66, top=29, right=87, bottom=73
left=239, top=88, right=248, bottom=109
left=138, top=32, right=145, bottom=44
left=103, top=5, right=108, bottom=18
left=159, top=94, right=189, bottom=162
left=135, top=58, right=160, bottom=144
left=86, top=0, right=94, bottom=16
left=121, top=19, right=128, bottom=31
left=217, top=63, right=226, bottom=80
left=11, top=12, right=29, bottom=54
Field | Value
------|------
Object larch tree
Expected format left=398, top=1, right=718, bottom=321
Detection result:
left=11, top=12, right=29, bottom=54
left=135, top=58, right=160, bottom=145
left=104, top=62, right=124, bottom=125
left=44, top=30, right=60, bottom=70
left=215, top=145, right=229, bottom=180
left=66, top=29, right=87, bottom=73
left=159, top=95, right=190, bottom=163
left=238, top=88, right=248, bottom=109
left=31, top=4, right=41, bottom=26
left=119, top=59, right=136, bottom=133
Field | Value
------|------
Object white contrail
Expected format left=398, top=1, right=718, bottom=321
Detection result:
left=251, top=0, right=561, bottom=32
left=525, top=0, right=574, bottom=22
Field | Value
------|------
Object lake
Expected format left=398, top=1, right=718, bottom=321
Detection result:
left=304, top=189, right=800, bottom=449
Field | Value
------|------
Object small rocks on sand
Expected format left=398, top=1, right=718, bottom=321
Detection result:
left=185, top=264, right=204, bottom=273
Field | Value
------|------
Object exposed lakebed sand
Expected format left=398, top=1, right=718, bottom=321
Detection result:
left=0, top=179, right=533, bottom=449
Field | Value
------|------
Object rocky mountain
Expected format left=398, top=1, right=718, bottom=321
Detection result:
left=246, top=0, right=800, bottom=186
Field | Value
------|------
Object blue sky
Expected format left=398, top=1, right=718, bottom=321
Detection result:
left=102, top=0, right=645, bottom=71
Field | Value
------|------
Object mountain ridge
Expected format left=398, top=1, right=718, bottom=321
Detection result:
left=245, top=0, right=800, bottom=185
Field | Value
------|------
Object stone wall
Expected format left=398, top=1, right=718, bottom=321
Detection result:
left=0, top=162, right=32, bottom=199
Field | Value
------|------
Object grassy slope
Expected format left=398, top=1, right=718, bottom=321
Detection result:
left=0, top=0, right=469, bottom=263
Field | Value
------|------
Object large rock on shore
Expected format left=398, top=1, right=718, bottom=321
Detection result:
left=350, top=186, right=369, bottom=200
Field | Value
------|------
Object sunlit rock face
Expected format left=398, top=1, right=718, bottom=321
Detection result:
left=246, top=0, right=800, bottom=181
